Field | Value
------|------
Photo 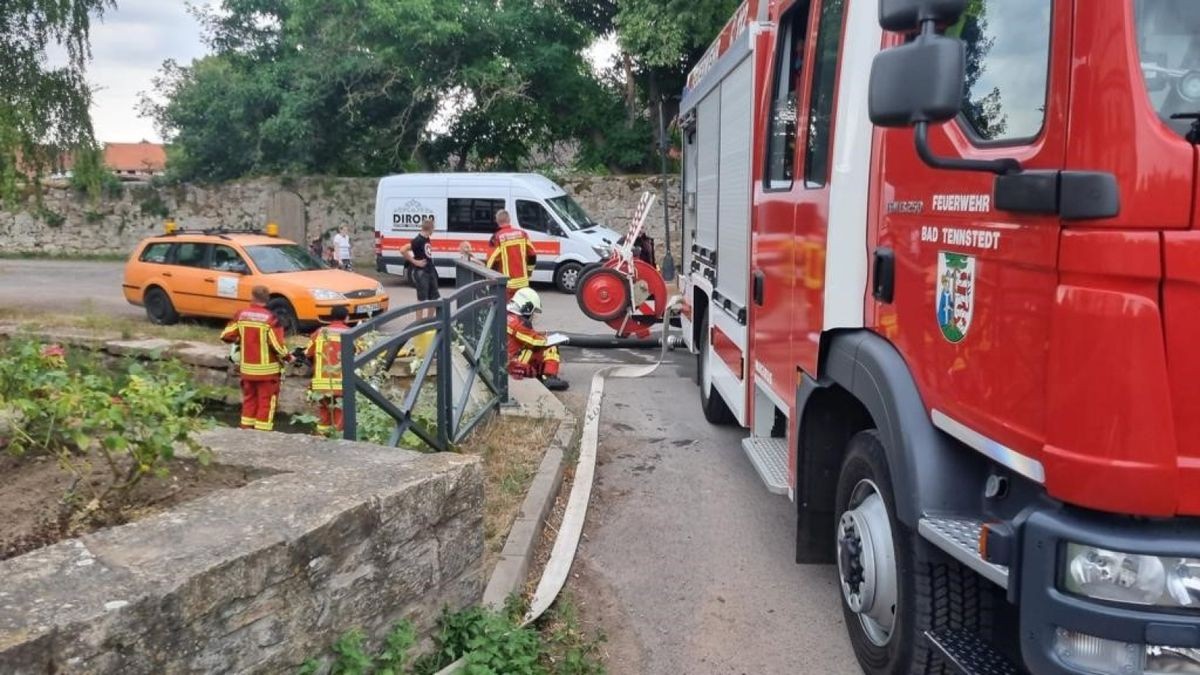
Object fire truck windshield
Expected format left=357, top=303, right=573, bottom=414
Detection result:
left=1136, top=0, right=1200, bottom=139
left=545, top=195, right=597, bottom=231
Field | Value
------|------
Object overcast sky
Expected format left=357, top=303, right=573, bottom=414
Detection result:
left=78, top=0, right=215, bottom=143
left=76, top=0, right=616, bottom=144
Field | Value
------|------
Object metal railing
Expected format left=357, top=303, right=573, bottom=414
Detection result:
left=340, top=259, right=508, bottom=451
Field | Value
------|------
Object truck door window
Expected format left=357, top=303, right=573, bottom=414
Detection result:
left=946, top=0, right=1052, bottom=144
left=804, top=0, right=848, bottom=188
left=1135, top=0, right=1200, bottom=140
left=448, top=198, right=506, bottom=234
left=764, top=3, right=811, bottom=190
left=516, top=200, right=555, bottom=235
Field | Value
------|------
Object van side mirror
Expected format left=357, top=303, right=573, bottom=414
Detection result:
left=868, top=34, right=964, bottom=127
left=879, top=0, right=967, bottom=32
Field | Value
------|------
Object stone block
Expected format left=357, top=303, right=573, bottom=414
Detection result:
left=0, top=428, right=484, bottom=674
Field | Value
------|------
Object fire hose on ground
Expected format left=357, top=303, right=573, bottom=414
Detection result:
left=434, top=298, right=681, bottom=674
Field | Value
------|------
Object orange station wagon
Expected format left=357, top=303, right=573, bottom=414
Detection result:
left=122, top=228, right=389, bottom=331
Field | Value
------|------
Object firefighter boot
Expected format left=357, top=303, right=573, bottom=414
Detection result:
left=542, top=376, right=569, bottom=391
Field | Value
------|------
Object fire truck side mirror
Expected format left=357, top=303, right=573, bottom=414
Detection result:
left=868, top=34, right=964, bottom=128
left=878, top=0, right=967, bottom=32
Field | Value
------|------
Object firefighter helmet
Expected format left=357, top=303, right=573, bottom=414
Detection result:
left=508, top=287, right=542, bottom=316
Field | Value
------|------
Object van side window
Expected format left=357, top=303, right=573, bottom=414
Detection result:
left=804, top=0, right=848, bottom=188
left=516, top=200, right=555, bottom=234
left=946, top=0, right=1052, bottom=144
left=174, top=243, right=210, bottom=268
left=140, top=243, right=171, bottom=264
left=448, top=198, right=506, bottom=233
left=764, top=3, right=811, bottom=190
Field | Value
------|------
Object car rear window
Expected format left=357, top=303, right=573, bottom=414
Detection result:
left=139, top=243, right=171, bottom=264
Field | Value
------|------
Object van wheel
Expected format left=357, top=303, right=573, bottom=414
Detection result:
left=144, top=287, right=179, bottom=325
left=836, top=431, right=997, bottom=675
left=696, top=310, right=735, bottom=425
left=267, top=297, right=299, bottom=335
left=554, top=261, right=584, bottom=294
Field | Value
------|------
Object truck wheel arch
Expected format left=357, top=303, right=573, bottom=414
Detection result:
left=795, top=330, right=987, bottom=560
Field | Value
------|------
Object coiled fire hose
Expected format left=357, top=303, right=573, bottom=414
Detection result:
left=435, top=298, right=682, bottom=674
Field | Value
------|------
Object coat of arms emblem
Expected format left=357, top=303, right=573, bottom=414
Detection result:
left=936, top=251, right=975, bottom=343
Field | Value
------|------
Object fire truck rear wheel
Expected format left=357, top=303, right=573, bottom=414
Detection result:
left=696, top=310, right=735, bottom=425
left=835, top=431, right=996, bottom=675
left=144, top=286, right=179, bottom=325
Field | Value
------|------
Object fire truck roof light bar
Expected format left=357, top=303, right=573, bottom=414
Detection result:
left=931, top=410, right=1046, bottom=484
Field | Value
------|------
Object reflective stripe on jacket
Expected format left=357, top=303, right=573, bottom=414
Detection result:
left=221, top=305, right=288, bottom=379
left=304, top=321, right=352, bottom=393
left=487, top=226, right=536, bottom=290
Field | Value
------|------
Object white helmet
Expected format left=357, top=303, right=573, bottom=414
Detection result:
left=508, top=287, right=542, bottom=316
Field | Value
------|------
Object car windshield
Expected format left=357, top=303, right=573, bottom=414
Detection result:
left=1136, top=0, right=1200, bottom=139
left=545, top=195, right=596, bottom=231
left=245, top=244, right=327, bottom=274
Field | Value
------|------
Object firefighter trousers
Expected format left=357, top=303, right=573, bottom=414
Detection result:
left=509, top=346, right=561, bottom=380
left=240, top=377, right=280, bottom=431
left=315, top=393, right=344, bottom=435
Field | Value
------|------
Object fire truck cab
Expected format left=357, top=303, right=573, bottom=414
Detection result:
left=679, top=0, right=1200, bottom=673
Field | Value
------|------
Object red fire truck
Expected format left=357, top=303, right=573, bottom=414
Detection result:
left=678, top=0, right=1200, bottom=672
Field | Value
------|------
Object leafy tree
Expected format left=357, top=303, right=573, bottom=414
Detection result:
left=0, top=0, right=113, bottom=199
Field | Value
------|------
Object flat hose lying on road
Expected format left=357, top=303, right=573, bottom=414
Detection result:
left=436, top=299, right=681, bottom=675
left=559, top=332, right=664, bottom=350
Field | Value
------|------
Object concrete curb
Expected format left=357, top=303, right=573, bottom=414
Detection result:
left=482, top=409, right=577, bottom=609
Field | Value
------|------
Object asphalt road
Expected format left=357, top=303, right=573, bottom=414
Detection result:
left=555, top=347, right=859, bottom=675
left=0, top=259, right=858, bottom=673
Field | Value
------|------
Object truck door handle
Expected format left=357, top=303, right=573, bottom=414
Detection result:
left=873, top=248, right=895, bottom=304
left=753, top=269, right=766, bottom=306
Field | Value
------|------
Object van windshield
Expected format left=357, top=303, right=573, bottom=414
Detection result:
left=545, top=195, right=596, bottom=231
left=1136, top=0, right=1200, bottom=140
left=246, top=245, right=327, bottom=274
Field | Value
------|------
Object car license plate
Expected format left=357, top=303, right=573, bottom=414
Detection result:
left=358, top=303, right=381, bottom=315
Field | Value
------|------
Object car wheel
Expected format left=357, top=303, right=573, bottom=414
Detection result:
left=554, top=261, right=584, bottom=294
left=696, top=309, right=735, bottom=425
left=144, top=286, right=179, bottom=325
left=835, top=430, right=998, bottom=675
left=266, top=297, right=299, bottom=335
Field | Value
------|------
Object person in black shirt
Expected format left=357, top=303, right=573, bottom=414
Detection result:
left=402, top=217, right=440, bottom=318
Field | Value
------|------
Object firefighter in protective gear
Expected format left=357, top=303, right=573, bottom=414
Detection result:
left=506, top=288, right=569, bottom=391
left=221, top=285, right=291, bottom=431
left=487, top=209, right=536, bottom=300
left=303, top=304, right=354, bottom=436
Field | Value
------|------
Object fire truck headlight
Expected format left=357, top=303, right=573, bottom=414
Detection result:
left=1054, top=630, right=1200, bottom=675
left=1063, top=544, right=1200, bottom=609
left=310, top=288, right=346, bottom=302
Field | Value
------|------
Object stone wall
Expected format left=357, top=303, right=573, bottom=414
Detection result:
left=0, top=174, right=683, bottom=266
left=0, top=429, right=484, bottom=674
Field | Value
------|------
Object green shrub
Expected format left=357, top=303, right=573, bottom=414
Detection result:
left=0, top=339, right=211, bottom=520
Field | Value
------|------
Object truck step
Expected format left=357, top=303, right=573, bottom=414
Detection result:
left=918, top=517, right=1009, bottom=589
left=741, top=437, right=789, bottom=495
left=925, top=630, right=1024, bottom=675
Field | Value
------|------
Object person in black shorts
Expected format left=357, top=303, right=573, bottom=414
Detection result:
left=402, top=217, right=440, bottom=318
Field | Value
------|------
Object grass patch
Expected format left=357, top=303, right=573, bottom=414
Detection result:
left=0, top=306, right=223, bottom=342
left=0, top=251, right=127, bottom=262
left=460, top=413, right=560, bottom=569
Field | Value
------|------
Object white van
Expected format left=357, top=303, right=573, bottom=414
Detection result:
left=374, top=173, right=621, bottom=293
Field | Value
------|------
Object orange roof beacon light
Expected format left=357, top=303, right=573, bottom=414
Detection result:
left=266, top=222, right=279, bottom=237
left=164, top=218, right=178, bottom=235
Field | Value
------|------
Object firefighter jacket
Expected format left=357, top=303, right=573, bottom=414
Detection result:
left=304, top=321, right=353, bottom=394
left=506, top=312, right=549, bottom=358
left=506, top=312, right=560, bottom=378
left=221, top=304, right=289, bottom=380
left=487, top=226, right=537, bottom=290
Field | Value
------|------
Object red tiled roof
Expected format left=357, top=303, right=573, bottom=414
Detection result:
left=103, top=142, right=166, bottom=172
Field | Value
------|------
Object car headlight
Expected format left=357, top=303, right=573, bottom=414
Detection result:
left=593, top=245, right=611, bottom=258
left=1063, top=543, right=1200, bottom=609
left=375, top=283, right=386, bottom=298
left=310, top=288, right=346, bottom=301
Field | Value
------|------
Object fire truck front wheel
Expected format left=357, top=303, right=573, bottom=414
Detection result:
left=836, top=430, right=996, bottom=675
